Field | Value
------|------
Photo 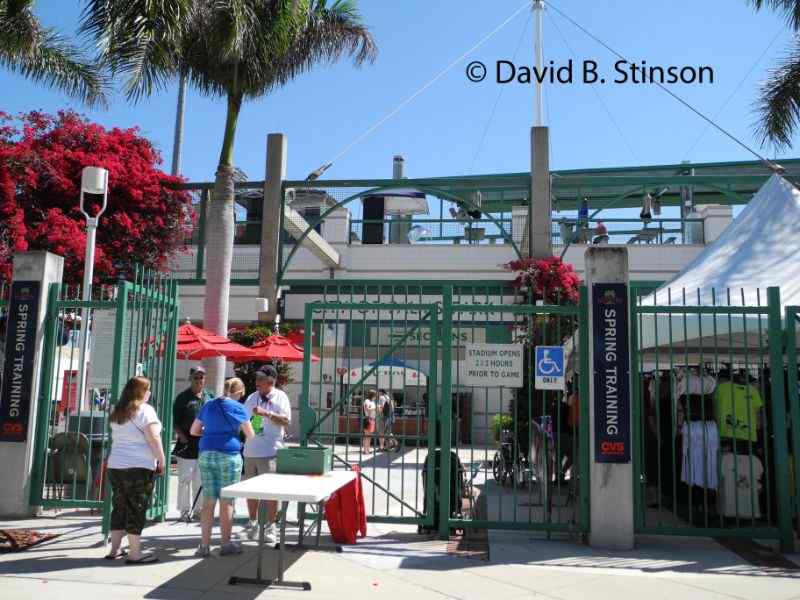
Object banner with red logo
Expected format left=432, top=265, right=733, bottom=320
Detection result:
left=0, top=281, right=41, bottom=442
left=592, top=282, right=631, bottom=463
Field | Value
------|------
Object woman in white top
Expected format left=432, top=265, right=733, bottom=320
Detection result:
left=361, top=390, right=377, bottom=455
left=105, top=376, right=166, bottom=564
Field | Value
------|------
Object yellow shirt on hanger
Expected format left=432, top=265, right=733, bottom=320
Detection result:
left=716, top=381, right=763, bottom=442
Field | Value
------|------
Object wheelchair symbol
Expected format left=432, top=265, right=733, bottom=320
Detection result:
left=537, top=350, right=562, bottom=376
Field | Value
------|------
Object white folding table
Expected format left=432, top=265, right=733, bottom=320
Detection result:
left=221, top=470, right=357, bottom=591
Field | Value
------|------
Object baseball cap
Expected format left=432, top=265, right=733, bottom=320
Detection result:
left=190, top=366, right=206, bottom=376
left=256, top=365, right=278, bottom=379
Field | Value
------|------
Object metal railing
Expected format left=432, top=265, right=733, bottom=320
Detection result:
left=349, top=217, right=513, bottom=245
left=553, top=218, right=705, bottom=247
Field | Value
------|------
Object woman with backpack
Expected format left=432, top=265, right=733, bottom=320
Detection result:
left=190, top=378, right=255, bottom=557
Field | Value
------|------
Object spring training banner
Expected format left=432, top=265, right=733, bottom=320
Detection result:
left=592, top=282, right=631, bottom=464
left=0, top=281, right=41, bottom=442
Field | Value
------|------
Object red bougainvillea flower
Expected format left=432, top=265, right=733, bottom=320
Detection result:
left=0, top=111, right=192, bottom=283
left=503, top=256, right=581, bottom=304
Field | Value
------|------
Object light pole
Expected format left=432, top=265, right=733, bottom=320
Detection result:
left=77, top=166, right=109, bottom=412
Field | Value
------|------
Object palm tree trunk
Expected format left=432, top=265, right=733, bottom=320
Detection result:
left=170, top=73, right=187, bottom=176
left=202, top=93, right=242, bottom=395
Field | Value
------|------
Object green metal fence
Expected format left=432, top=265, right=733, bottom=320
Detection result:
left=630, top=286, right=794, bottom=551
left=784, top=306, right=800, bottom=541
left=29, top=267, right=179, bottom=527
left=296, top=280, right=589, bottom=537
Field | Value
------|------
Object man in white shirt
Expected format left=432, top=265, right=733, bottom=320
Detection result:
left=242, top=365, right=291, bottom=543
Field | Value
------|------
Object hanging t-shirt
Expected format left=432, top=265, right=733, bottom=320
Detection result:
left=716, top=381, right=763, bottom=442
left=681, top=421, right=719, bottom=490
left=108, top=403, right=161, bottom=470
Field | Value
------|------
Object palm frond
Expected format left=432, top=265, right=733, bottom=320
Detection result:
left=750, top=0, right=800, bottom=31
left=0, top=19, right=107, bottom=107
left=0, top=0, right=39, bottom=56
left=754, top=36, right=800, bottom=148
left=239, top=0, right=377, bottom=99
left=80, top=0, right=189, bottom=100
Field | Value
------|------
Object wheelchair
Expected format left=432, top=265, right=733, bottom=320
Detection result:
left=492, top=429, right=529, bottom=487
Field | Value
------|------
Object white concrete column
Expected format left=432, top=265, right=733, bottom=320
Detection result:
left=585, top=246, right=634, bottom=550
left=692, top=204, right=732, bottom=244
left=0, top=251, right=64, bottom=517
left=530, top=126, right=552, bottom=257
left=323, top=207, right=352, bottom=245
left=258, top=133, right=287, bottom=324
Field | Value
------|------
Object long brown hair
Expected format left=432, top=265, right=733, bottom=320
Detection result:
left=110, top=376, right=151, bottom=424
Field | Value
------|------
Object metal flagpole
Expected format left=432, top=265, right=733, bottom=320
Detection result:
left=534, top=0, right=545, bottom=127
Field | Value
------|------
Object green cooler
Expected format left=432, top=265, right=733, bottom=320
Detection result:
left=276, top=447, right=332, bottom=475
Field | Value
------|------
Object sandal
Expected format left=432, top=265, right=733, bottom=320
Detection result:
left=125, top=553, right=159, bottom=564
left=104, top=549, right=128, bottom=560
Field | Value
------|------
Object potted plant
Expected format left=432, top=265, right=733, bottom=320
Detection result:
left=491, top=414, right=514, bottom=444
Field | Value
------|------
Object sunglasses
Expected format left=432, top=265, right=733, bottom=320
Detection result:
left=192, top=375, right=205, bottom=381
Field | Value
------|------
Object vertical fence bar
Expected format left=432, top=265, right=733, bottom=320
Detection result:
left=786, top=307, right=800, bottom=538
left=426, top=306, right=439, bottom=527
left=630, top=287, right=644, bottom=530
left=767, top=287, right=794, bottom=552
left=162, top=279, right=179, bottom=514
left=300, top=302, right=314, bottom=447
left=438, top=286, right=453, bottom=539
left=578, top=286, right=590, bottom=532
left=195, top=191, right=208, bottom=281
left=29, top=282, right=62, bottom=506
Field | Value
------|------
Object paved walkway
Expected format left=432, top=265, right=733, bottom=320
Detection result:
left=1, top=477, right=798, bottom=599
left=1, top=509, right=799, bottom=599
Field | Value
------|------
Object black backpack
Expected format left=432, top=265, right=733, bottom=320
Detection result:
left=382, top=396, right=393, bottom=418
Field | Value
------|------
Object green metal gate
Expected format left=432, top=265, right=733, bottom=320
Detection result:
left=30, top=267, right=179, bottom=526
left=300, top=299, right=439, bottom=529
left=630, top=286, right=795, bottom=551
left=296, top=280, right=590, bottom=537
left=443, top=288, right=590, bottom=535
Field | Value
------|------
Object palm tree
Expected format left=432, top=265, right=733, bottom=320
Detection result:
left=82, top=0, right=376, bottom=393
left=0, top=0, right=105, bottom=105
left=750, top=0, right=800, bottom=147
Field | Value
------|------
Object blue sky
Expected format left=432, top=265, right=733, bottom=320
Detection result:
left=2, top=1, right=797, bottom=184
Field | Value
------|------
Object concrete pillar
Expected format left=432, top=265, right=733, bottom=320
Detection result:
left=585, top=246, right=634, bottom=550
left=691, top=204, right=732, bottom=244
left=323, top=207, right=352, bottom=244
left=0, top=251, right=64, bottom=517
left=258, top=133, right=287, bottom=324
left=530, top=126, right=552, bottom=257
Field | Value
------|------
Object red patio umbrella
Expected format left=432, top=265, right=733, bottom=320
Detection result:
left=237, top=333, right=319, bottom=363
left=177, top=322, right=253, bottom=360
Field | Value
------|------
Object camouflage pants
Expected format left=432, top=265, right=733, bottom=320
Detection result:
left=108, top=468, right=156, bottom=535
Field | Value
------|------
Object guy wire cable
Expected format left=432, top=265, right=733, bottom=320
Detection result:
left=545, top=0, right=784, bottom=174
left=684, top=27, right=784, bottom=160
left=547, top=8, right=639, bottom=163
left=469, top=10, right=533, bottom=174
left=306, top=0, right=532, bottom=181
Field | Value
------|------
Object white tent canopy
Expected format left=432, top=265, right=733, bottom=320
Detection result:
left=638, top=174, right=800, bottom=355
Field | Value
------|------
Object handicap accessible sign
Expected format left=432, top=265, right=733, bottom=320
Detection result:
left=534, top=346, right=565, bottom=391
